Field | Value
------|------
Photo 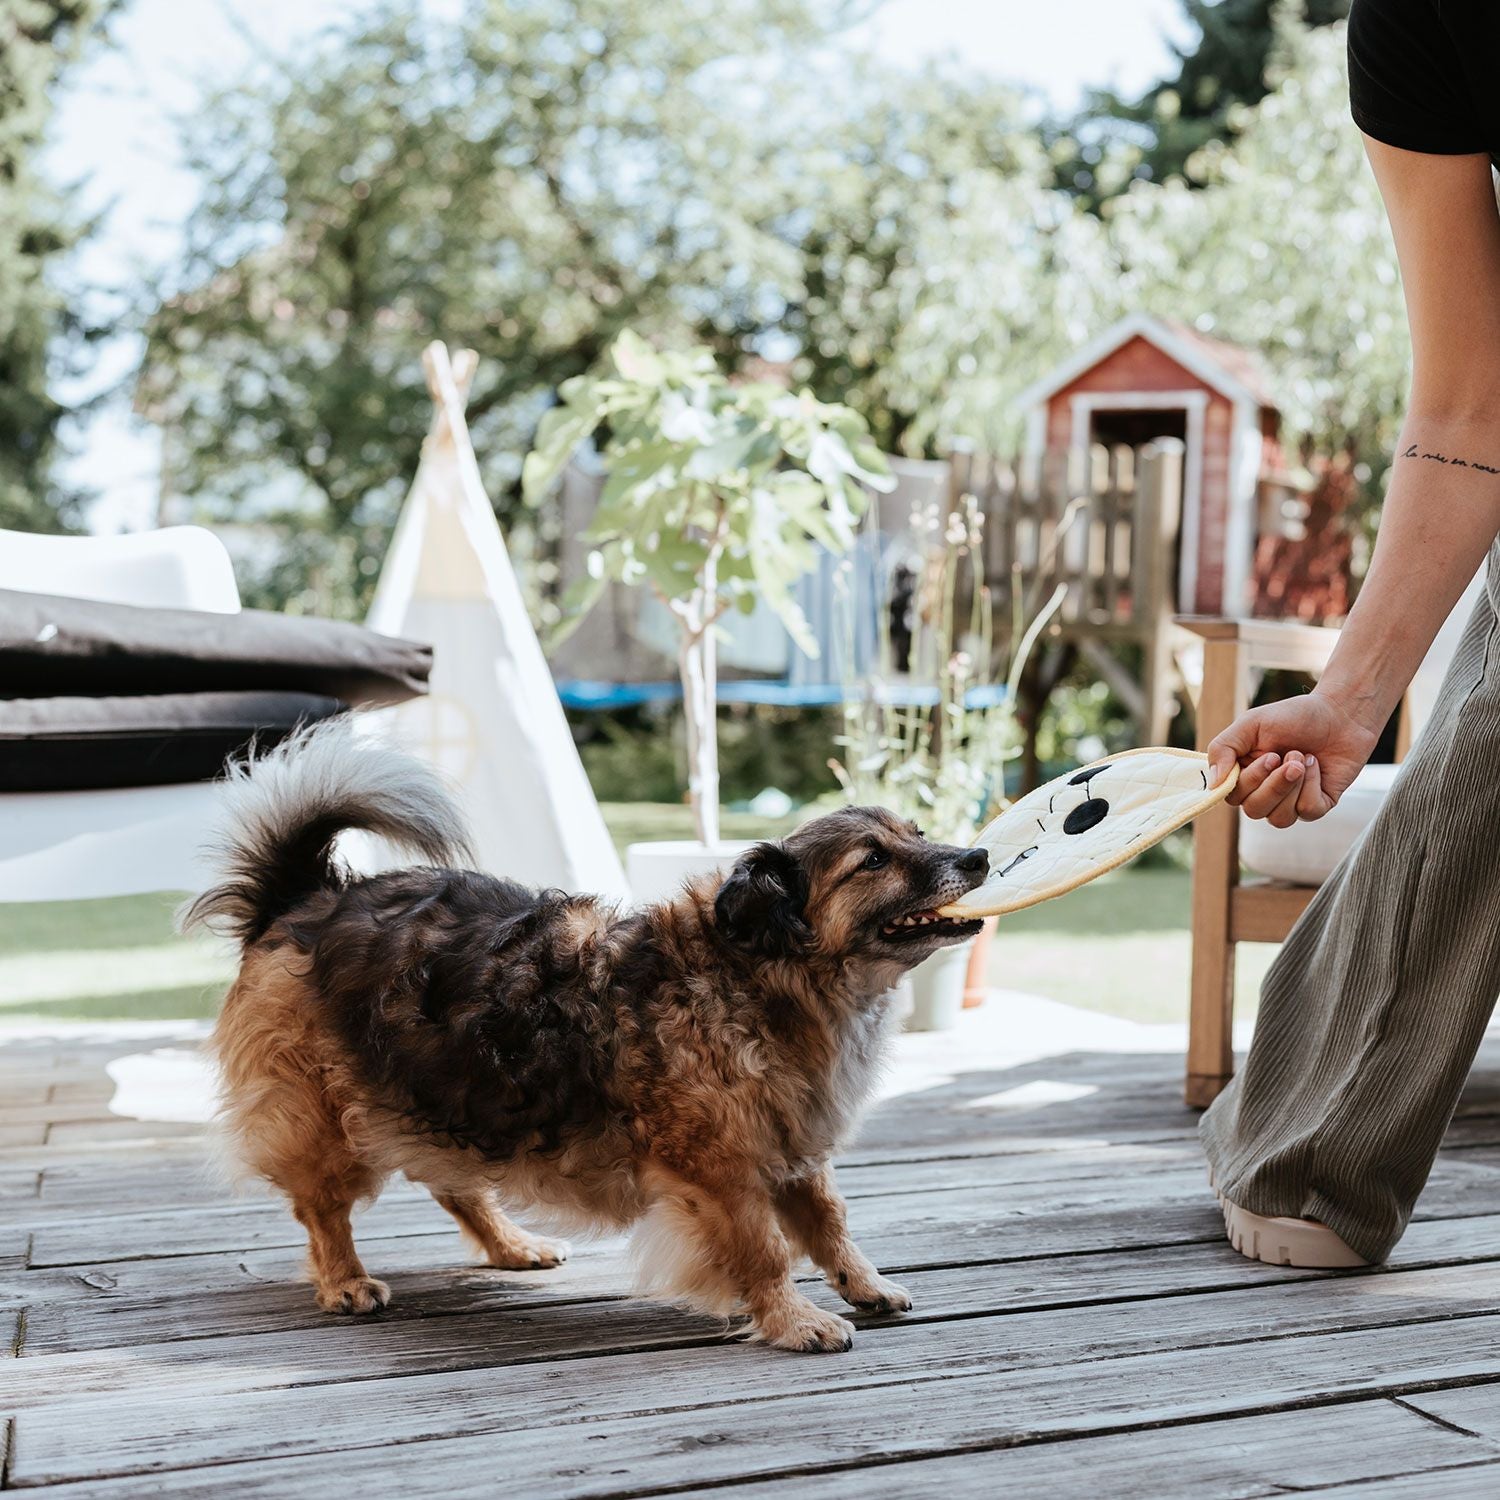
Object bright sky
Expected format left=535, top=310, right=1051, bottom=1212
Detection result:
left=46, top=0, right=1191, bottom=533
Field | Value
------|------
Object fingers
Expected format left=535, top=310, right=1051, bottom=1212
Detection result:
left=1225, top=751, right=1280, bottom=808
left=1207, top=742, right=1240, bottom=790
left=1207, top=725, right=1257, bottom=788
left=1242, top=752, right=1307, bottom=826
left=1294, top=754, right=1336, bottom=822
left=1235, top=750, right=1337, bottom=825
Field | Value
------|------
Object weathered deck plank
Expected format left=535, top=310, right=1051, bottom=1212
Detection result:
left=1402, top=1383, right=1500, bottom=1439
left=6, top=1029, right=1500, bottom=1496
left=15, top=1262, right=1500, bottom=1483
left=15, top=1316, right=1500, bottom=1494
left=26, top=1209, right=1498, bottom=1357
left=661, top=1401, right=1500, bottom=1500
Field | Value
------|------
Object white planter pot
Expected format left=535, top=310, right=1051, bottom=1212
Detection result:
left=878, top=455, right=952, bottom=534
left=626, top=840, right=752, bottom=907
left=904, top=938, right=976, bottom=1032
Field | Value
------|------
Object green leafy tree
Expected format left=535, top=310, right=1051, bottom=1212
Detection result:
left=1108, top=18, right=1407, bottom=486
left=0, top=0, right=114, bottom=532
left=848, top=140, right=1122, bottom=456
left=776, top=70, right=1108, bottom=456
left=834, top=17, right=1405, bottom=510
left=521, top=330, right=890, bottom=843
left=1056, top=0, right=1349, bottom=206
left=141, top=0, right=853, bottom=617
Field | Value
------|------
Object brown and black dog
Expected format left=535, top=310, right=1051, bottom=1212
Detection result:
left=186, top=720, right=988, bottom=1352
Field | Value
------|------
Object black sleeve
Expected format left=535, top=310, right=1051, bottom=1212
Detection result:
left=1348, top=0, right=1487, bottom=155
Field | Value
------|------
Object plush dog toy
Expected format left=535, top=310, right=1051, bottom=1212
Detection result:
left=939, top=747, right=1240, bottom=920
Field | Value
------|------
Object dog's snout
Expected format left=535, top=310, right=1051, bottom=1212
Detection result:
left=955, top=848, right=988, bottom=875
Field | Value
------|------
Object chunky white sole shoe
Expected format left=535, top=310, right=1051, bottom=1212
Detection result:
left=1208, top=1167, right=1369, bottom=1268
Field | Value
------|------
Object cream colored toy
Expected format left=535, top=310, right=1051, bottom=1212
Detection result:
left=939, top=747, right=1240, bottom=919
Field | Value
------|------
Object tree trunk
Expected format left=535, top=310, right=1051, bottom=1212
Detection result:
left=679, top=591, right=721, bottom=847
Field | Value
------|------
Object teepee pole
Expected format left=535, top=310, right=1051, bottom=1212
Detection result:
left=421, top=341, right=477, bottom=450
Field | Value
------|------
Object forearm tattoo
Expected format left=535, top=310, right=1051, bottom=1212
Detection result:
left=1400, top=443, right=1500, bottom=476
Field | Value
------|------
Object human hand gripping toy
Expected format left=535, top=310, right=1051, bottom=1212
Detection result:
left=938, top=747, right=1240, bottom=920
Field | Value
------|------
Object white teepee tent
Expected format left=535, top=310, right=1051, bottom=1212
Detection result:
left=366, top=342, right=628, bottom=900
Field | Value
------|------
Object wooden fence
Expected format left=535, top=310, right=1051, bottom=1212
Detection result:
left=950, top=439, right=1187, bottom=766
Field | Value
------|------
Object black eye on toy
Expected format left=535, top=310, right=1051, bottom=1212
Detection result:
left=1064, top=798, right=1109, bottom=834
left=1062, top=765, right=1109, bottom=835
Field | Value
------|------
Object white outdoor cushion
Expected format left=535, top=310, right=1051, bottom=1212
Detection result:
left=1236, top=565, right=1484, bottom=889
left=1238, top=761, right=1399, bottom=886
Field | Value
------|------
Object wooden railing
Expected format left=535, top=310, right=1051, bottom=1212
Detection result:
left=951, top=439, right=1184, bottom=643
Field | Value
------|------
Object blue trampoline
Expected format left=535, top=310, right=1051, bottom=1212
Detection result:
left=555, top=679, right=1009, bottom=711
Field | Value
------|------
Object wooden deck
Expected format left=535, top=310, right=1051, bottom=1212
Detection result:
left=5, top=1026, right=1500, bottom=1496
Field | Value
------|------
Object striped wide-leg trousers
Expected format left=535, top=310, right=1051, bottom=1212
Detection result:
left=1201, top=542, right=1500, bottom=1263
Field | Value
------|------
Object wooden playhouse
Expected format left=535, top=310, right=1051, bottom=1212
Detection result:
left=1013, top=311, right=1284, bottom=618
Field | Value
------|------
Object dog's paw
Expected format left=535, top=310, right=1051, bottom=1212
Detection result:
left=840, top=1271, right=913, bottom=1315
left=316, top=1275, right=391, bottom=1315
left=757, top=1298, right=855, bottom=1354
left=489, top=1234, right=571, bottom=1271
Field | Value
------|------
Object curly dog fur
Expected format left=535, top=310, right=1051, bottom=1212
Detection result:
left=187, top=719, right=988, bottom=1351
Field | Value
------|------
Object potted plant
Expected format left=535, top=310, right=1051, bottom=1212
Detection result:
left=829, top=490, right=1076, bottom=1028
left=523, top=331, right=892, bottom=900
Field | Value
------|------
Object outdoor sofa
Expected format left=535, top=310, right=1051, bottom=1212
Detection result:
left=0, top=525, right=430, bottom=902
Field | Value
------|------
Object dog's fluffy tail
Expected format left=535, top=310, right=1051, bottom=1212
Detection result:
left=181, top=717, right=473, bottom=947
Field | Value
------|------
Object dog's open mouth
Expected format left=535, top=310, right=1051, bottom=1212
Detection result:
left=880, top=908, right=984, bottom=941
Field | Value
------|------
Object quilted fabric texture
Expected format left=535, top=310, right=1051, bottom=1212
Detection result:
left=940, top=747, right=1240, bottom=918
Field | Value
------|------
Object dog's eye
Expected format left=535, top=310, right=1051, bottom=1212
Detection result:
left=863, top=848, right=889, bottom=871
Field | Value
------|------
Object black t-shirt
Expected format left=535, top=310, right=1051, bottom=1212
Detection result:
left=1349, top=0, right=1500, bottom=162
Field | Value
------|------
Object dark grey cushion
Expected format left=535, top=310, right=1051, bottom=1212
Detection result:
left=0, top=691, right=344, bottom=790
left=0, top=590, right=431, bottom=705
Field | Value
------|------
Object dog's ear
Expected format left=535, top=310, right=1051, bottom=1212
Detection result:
left=714, top=842, right=811, bottom=955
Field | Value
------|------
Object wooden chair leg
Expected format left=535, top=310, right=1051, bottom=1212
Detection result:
left=1186, top=885, right=1235, bottom=1109
left=1186, top=638, right=1248, bottom=1109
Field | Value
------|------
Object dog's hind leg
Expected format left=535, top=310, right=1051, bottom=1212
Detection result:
left=432, top=1189, right=570, bottom=1270
left=213, top=955, right=389, bottom=1313
left=775, top=1164, right=912, bottom=1315
left=290, top=1178, right=389, bottom=1314
left=639, top=1165, right=855, bottom=1353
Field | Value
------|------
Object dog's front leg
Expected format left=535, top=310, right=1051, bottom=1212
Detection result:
left=775, top=1164, right=912, bottom=1315
left=647, top=1166, right=855, bottom=1353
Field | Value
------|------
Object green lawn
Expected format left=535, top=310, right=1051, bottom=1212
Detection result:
left=984, top=863, right=1275, bottom=1024
left=0, top=804, right=1274, bottom=1027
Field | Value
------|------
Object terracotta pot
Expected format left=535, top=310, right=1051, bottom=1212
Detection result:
left=962, top=916, right=998, bottom=1008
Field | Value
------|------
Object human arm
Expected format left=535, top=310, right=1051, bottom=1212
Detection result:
left=1210, top=140, right=1500, bottom=825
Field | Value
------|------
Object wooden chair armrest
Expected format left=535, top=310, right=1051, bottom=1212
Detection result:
left=1175, top=615, right=1342, bottom=675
